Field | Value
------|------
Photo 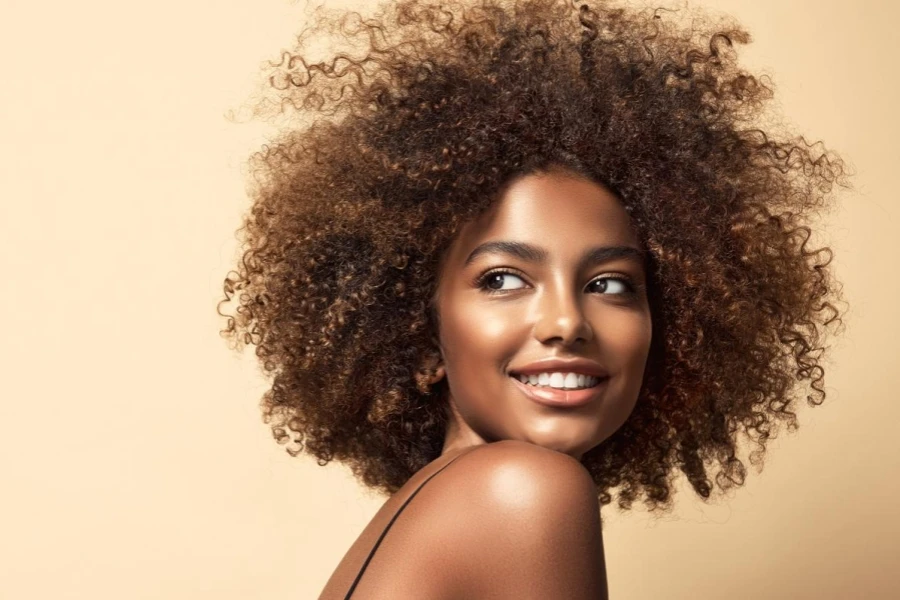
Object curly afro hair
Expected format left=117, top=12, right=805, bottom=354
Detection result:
left=218, top=0, right=848, bottom=512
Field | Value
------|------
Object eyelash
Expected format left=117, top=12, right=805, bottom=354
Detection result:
left=475, top=268, right=638, bottom=296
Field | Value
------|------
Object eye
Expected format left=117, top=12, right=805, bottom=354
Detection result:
left=477, top=270, right=635, bottom=296
left=586, top=276, right=635, bottom=295
left=478, top=270, right=528, bottom=292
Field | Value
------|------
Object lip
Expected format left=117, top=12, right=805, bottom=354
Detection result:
left=509, top=357, right=609, bottom=379
left=509, top=374, right=609, bottom=408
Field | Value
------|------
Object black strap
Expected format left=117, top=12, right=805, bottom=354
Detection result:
left=344, top=449, right=474, bottom=599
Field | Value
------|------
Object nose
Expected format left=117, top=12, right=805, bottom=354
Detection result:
left=532, top=278, right=593, bottom=346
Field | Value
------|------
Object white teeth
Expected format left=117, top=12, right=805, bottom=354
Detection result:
left=513, top=372, right=601, bottom=390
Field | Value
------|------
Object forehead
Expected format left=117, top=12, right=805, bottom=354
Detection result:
left=451, top=170, right=639, bottom=255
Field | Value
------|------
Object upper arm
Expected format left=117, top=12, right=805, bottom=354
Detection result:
left=426, top=441, right=608, bottom=600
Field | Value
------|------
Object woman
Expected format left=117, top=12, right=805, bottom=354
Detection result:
left=218, top=0, right=847, bottom=597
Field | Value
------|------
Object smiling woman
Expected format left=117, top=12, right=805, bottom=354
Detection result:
left=216, top=0, right=848, bottom=597
left=433, top=169, right=653, bottom=462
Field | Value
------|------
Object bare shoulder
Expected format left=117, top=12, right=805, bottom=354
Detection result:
left=442, top=440, right=600, bottom=510
left=417, top=441, right=608, bottom=599
left=460, top=439, right=597, bottom=489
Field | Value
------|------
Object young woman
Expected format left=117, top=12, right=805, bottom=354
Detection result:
left=218, top=0, right=847, bottom=597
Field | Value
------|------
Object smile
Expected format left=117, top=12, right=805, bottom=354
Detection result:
left=509, top=374, right=608, bottom=408
left=512, top=371, right=601, bottom=390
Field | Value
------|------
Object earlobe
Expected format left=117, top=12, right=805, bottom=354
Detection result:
left=431, top=364, right=446, bottom=384
left=415, top=353, right=446, bottom=394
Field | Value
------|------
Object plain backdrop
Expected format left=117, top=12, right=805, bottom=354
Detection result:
left=1, top=0, right=896, bottom=598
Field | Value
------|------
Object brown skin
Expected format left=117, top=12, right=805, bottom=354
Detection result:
left=318, top=440, right=608, bottom=599
left=430, top=169, right=652, bottom=460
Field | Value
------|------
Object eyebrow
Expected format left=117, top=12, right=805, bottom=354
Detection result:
left=464, top=240, right=646, bottom=269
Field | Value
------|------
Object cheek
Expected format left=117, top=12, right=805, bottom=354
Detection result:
left=440, top=302, right=523, bottom=375
left=602, top=313, right=653, bottom=370
left=474, top=312, right=517, bottom=345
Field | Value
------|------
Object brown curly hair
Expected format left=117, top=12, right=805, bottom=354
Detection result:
left=218, top=0, right=848, bottom=512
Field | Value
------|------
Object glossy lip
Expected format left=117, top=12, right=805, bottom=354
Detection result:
left=508, top=357, right=609, bottom=379
left=509, top=373, right=609, bottom=408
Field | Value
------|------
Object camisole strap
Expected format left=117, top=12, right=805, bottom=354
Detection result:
left=343, top=448, right=476, bottom=599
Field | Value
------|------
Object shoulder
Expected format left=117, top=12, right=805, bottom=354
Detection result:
left=444, top=440, right=599, bottom=506
left=414, top=441, right=608, bottom=599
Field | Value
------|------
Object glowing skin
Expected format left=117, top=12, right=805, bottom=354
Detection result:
left=431, top=168, right=653, bottom=460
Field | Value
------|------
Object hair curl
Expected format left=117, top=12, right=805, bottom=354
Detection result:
left=218, top=0, right=848, bottom=512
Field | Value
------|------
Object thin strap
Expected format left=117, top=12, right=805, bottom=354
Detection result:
left=344, top=449, right=475, bottom=599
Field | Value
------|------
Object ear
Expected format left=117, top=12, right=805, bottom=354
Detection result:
left=415, top=350, right=446, bottom=394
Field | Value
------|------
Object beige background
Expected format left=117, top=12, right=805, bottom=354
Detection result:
left=1, top=0, right=896, bottom=598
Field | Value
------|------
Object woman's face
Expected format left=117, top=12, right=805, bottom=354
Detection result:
left=432, top=168, right=652, bottom=460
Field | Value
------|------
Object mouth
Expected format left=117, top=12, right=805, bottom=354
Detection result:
left=508, top=373, right=609, bottom=408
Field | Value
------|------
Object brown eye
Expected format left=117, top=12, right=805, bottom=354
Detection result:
left=480, top=271, right=527, bottom=292
left=587, top=277, right=633, bottom=295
